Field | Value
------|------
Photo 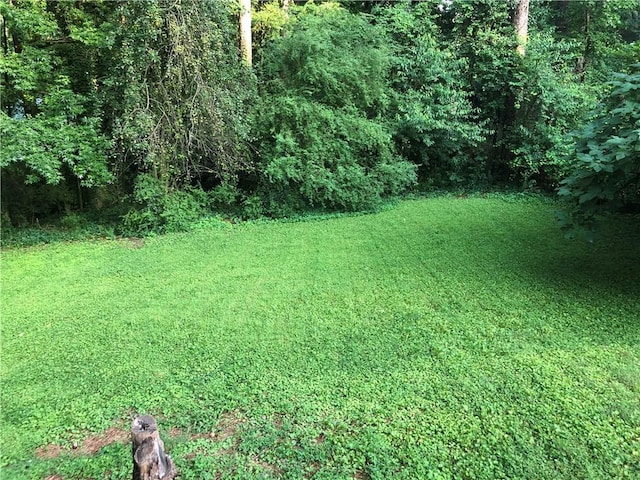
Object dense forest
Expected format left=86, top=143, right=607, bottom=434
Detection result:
left=1, top=0, right=639, bottom=238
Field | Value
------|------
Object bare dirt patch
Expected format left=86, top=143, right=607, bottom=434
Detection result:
left=209, top=411, right=244, bottom=442
left=305, top=461, right=321, bottom=479
left=273, top=414, right=284, bottom=430
left=36, top=444, right=64, bottom=459
left=76, top=427, right=129, bottom=455
left=115, top=237, right=145, bottom=249
left=35, top=426, right=129, bottom=459
left=250, top=454, right=282, bottom=475
left=183, top=412, right=245, bottom=460
left=44, top=475, right=64, bottom=480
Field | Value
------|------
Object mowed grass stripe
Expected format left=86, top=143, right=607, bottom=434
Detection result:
left=1, top=196, right=639, bottom=479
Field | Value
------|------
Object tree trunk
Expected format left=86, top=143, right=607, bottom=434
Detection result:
left=514, top=0, right=529, bottom=56
left=131, top=415, right=177, bottom=480
left=7, top=0, right=21, bottom=54
left=2, top=9, right=10, bottom=115
left=239, top=0, right=252, bottom=66
left=575, top=7, right=591, bottom=82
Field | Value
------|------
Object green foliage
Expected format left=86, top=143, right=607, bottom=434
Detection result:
left=508, top=35, right=597, bottom=188
left=121, top=174, right=208, bottom=236
left=253, top=3, right=416, bottom=213
left=2, top=197, right=639, bottom=478
left=103, top=0, right=255, bottom=189
left=256, top=97, right=416, bottom=212
left=559, top=63, right=640, bottom=231
left=0, top=220, right=116, bottom=248
left=537, top=0, right=640, bottom=84
left=0, top=0, right=113, bottom=220
left=3, top=0, right=639, bottom=233
left=259, top=3, right=390, bottom=113
left=375, top=2, right=487, bottom=186
left=433, top=0, right=604, bottom=189
left=252, top=0, right=290, bottom=57
left=0, top=114, right=111, bottom=187
left=437, top=0, right=524, bottom=182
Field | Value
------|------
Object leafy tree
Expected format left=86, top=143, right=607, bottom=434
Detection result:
left=102, top=0, right=255, bottom=191
left=252, top=0, right=290, bottom=62
left=252, top=2, right=416, bottom=214
left=559, top=63, right=640, bottom=233
left=375, top=1, right=486, bottom=187
left=508, top=33, right=597, bottom=189
left=433, top=0, right=599, bottom=188
left=438, top=0, right=524, bottom=182
left=536, top=0, right=640, bottom=84
left=0, top=0, right=112, bottom=223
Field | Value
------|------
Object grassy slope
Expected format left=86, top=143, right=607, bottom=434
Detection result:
left=1, top=196, right=639, bottom=479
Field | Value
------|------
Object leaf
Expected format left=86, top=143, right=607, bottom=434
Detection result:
left=578, top=186, right=602, bottom=204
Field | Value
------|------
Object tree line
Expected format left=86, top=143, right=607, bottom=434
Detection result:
left=1, top=0, right=638, bottom=236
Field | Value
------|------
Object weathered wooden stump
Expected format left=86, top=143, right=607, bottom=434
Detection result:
left=131, top=415, right=177, bottom=480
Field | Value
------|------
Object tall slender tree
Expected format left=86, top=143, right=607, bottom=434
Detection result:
left=514, top=0, right=529, bottom=55
left=240, top=0, right=252, bottom=65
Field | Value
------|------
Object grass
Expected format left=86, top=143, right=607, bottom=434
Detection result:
left=1, top=195, right=639, bottom=479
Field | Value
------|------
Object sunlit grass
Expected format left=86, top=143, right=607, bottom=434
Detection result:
left=1, top=196, right=639, bottom=479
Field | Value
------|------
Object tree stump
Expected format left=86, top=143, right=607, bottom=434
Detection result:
left=131, top=415, right=177, bottom=480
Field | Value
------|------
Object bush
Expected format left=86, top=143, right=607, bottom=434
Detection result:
left=253, top=3, right=416, bottom=213
left=256, top=97, right=415, bottom=212
left=122, top=175, right=208, bottom=235
left=559, top=63, right=640, bottom=232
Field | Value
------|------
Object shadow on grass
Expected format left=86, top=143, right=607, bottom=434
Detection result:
left=482, top=212, right=640, bottom=345
left=512, top=215, right=640, bottom=295
left=395, top=204, right=640, bottom=344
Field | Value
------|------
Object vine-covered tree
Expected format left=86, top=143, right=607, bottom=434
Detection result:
left=104, top=0, right=254, bottom=189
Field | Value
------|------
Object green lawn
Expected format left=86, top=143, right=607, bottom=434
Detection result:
left=1, top=196, right=639, bottom=479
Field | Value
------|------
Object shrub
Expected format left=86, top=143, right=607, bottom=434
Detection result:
left=559, top=63, right=640, bottom=232
left=122, top=175, right=208, bottom=235
left=253, top=3, right=416, bottom=213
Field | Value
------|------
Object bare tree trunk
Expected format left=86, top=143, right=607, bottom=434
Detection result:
left=2, top=11, right=8, bottom=55
left=239, top=0, right=252, bottom=66
left=2, top=9, right=10, bottom=115
left=514, top=0, right=529, bottom=56
left=575, top=7, right=591, bottom=82
left=7, top=0, right=20, bottom=54
left=131, top=415, right=177, bottom=480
